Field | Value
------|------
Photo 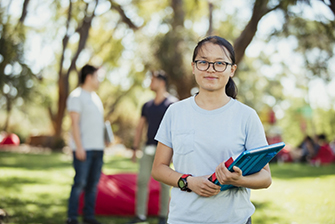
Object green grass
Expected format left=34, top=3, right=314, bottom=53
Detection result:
left=251, top=163, right=335, bottom=224
left=1, top=151, right=335, bottom=224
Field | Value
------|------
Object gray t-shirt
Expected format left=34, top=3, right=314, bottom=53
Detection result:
left=155, top=95, right=268, bottom=224
left=67, top=87, right=104, bottom=150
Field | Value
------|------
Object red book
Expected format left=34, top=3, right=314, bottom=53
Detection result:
left=208, top=154, right=237, bottom=182
left=224, top=157, right=234, bottom=168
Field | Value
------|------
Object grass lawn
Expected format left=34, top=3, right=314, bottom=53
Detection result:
left=1, top=150, right=335, bottom=224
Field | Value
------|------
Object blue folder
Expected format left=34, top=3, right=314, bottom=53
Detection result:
left=208, top=142, right=285, bottom=191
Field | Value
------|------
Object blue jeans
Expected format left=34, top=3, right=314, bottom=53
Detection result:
left=67, top=150, right=104, bottom=220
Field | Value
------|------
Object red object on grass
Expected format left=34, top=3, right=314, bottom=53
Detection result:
left=0, top=133, right=20, bottom=146
left=311, top=144, right=334, bottom=165
left=78, top=173, right=161, bottom=216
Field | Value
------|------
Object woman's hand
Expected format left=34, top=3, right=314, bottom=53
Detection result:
left=187, top=176, right=221, bottom=197
left=215, top=162, right=243, bottom=187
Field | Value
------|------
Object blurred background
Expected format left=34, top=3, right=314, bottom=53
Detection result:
left=1, top=0, right=335, bottom=150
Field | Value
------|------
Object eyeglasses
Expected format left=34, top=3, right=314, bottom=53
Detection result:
left=194, top=60, right=233, bottom=72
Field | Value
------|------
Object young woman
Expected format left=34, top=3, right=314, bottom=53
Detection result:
left=151, top=36, right=272, bottom=224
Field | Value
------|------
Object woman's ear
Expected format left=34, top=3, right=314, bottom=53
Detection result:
left=191, top=62, right=195, bottom=74
left=230, top=64, right=237, bottom=78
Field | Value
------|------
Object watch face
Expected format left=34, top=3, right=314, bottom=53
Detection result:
left=178, top=179, right=186, bottom=188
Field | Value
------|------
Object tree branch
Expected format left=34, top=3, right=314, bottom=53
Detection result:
left=58, top=0, right=72, bottom=80
left=106, top=84, right=137, bottom=118
left=109, top=0, right=140, bottom=30
left=66, top=0, right=98, bottom=80
left=19, top=0, right=30, bottom=23
left=234, top=0, right=278, bottom=65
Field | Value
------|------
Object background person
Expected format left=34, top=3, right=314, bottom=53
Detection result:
left=128, top=71, right=178, bottom=224
left=66, top=64, right=104, bottom=224
left=290, top=136, right=319, bottom=163
left=311, top=134, right=335, bottom=165
left=152, top=36, right=272, bottom=224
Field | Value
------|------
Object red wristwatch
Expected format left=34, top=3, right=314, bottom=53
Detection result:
left=178, top=174, right=192, bottom=192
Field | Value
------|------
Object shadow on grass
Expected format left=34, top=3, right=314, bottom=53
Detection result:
left=270, top=163, right=335, bottom=179
left=0, top=152, right=70, bottom=170
left=1, top=196, right=68, bottom=224
left=0, top=177, right=49, bottom=192
left=0, top=152, right=137, bottom=173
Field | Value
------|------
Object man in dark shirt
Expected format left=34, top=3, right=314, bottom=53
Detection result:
left=129, top=71, right=178, bottom=224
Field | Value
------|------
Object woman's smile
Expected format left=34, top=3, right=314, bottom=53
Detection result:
left=204, top=75, right=219, bottom=80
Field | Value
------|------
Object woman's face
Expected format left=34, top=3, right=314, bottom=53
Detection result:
left=192, top=42, right=236, bottom=94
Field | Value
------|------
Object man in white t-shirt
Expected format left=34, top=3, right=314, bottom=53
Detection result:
left=66, top=65, right=104, bottom=224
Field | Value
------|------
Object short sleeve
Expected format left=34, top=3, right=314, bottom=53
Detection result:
left=154, top=106, right=173, bottom=148
left=244, top=110, right=268, bottom=150
left=67, top=96, right=82, bottom=113
left=141, top=102, right=147, bottom=117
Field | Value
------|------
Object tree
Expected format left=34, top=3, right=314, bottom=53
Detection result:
left=33, top=0, right=142, bottom=144
left=0, top=7, right=37, bottom=132
left=2, top=0, right=335, bottom=146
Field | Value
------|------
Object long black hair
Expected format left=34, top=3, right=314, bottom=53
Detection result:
left=192, top=36, right=238, bottom=99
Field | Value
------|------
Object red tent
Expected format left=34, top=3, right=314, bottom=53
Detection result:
left=79, top=173, right=161, bottom=216
left=0, top=133, right=20, bottom=146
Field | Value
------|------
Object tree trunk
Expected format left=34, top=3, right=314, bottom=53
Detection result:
left=55, top=75, right=69, bottom=137
left=169, top=0, right=194, bottom=99
left=3, top=95, right=11, bottom=132
left=53, top=1, right=97, bottom=138
left=207, top=2, right=214, bottom=36
left=172, top=75, right=196, bottom=99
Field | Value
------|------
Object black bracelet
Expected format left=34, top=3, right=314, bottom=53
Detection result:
left=132, top=146, right=138, bottom=151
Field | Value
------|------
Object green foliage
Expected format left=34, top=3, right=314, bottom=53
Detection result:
left=273, top=9, right=335, bottom=81
left=0, top=9, right=39, bottom=131
left=1, top=0, right=335, bottom=150
left=1, top=151, right=334, bottom=223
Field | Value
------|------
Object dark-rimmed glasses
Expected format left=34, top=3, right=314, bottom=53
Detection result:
left=194, top=60, right=233, bottom=72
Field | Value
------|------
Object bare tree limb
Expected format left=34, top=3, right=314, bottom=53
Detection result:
left=67, top=0, right=98, bottom=80
left=58, top=0, right=72, bottom=80
left=106, top=84, right=137, bottom=118
left=109, top=0, right=140, bottom=30
left=19, top=0, right=30, bottom=23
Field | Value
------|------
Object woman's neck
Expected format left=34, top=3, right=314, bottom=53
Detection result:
left=195, top=90, right=230, bottom=110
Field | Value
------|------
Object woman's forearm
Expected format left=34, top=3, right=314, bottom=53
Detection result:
left=152, top=163, right=181, bottom=187
left=152, top=142, right=181, bottom=187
